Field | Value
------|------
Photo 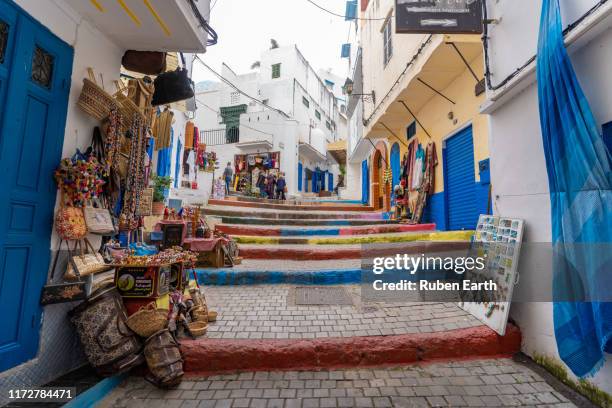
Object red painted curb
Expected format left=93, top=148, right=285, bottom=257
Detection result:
left=208, top=199, right=374, bottom=212
left=215, top=223, right=437, bottom=237
left=182, top=325, right=521, bottom=375
left=239, top=247, right=362, bottom=260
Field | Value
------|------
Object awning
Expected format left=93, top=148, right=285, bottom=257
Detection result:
left=65, top=0, right=212, bottom=52
left=365, top=34, right=483, bottom=139
left=236, top=140, right=274, bottom=150
left=299, top=143, right=327, bottom=162
left=326, top=140, right=347, bottom=166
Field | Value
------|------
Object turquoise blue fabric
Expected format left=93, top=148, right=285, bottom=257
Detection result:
left=157, top=128, right=173, bottom=177
left=537, top=0, right=612, bottom=377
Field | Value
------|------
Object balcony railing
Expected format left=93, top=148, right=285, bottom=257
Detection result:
left=200, top=128, right=239, bottom=146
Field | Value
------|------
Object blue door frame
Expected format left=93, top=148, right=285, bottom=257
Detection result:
left=0, top=0, right=74, bottom=371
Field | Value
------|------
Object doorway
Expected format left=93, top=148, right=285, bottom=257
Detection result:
left=0, top=0, right=73, bottom=371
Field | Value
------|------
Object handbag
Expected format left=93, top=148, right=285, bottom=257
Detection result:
left=121, top=51, right=166, bottom=75
left=151, top=54, right=194, bottom=106
left=65, top=238, right=112, bottom=280
left=55, top=195, right=87, bottom=240
left=84, top=200, right=116, bottom=235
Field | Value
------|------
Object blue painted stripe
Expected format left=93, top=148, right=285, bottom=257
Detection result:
left=64, top=373, right=127, bottom=408
left=279, top=228, right=341, bottom=236
left=197, top=268, right=362, bottom=286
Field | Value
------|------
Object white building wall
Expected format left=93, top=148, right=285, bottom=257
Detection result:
left=485, top=0, right=612, bottom=394
left=0, top=0, right=124, bottom=400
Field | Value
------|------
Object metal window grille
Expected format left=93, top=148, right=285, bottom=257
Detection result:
left=272, top=63, right=281, bottom=79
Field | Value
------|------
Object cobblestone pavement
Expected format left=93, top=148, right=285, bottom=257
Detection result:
left=201, top=285, right=482, bottom=340
left=99, top=358, right=578, bottom=408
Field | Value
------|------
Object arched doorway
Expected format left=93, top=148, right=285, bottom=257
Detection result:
left=371, top=141, right=390, bottom=211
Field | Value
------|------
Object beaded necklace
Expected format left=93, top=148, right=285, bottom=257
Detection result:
left=119, top=114, right=148, bottom=230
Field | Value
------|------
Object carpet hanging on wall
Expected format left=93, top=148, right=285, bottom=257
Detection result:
left=537, top=0, right=612, bottom=377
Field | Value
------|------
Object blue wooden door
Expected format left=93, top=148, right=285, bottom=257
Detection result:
left=361, top=159, right=369, bottom=204
left=0, top=0, right=73, bottom=371
left=390, top=143, right=400, bottom=205
left=328, top=173, right=333, bottom=192
left=297, top=162, right=302, bottom=191
left=444, top=126, right=478, bottom=231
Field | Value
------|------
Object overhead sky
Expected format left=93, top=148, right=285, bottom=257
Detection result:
left=192, top=0, right=354, bottom=83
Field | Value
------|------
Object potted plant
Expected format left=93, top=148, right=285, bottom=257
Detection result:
left=151, top=175, right=173, bottom=215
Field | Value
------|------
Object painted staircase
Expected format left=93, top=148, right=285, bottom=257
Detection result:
left=182, top=195, right=520, bottom=376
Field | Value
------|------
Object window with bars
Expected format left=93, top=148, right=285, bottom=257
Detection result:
left=0, top=20, right=8, bottom=64
left=230, top=91, right=240, bottom=105
left=383, top=17, right=393, bottom=67
left=302, top=96, right=310, bottom=108
left=315, top=110, right=321, bottom=120
left=326, top=121, right=331, bottom=130
left=271, top=63, right=281, bottom=79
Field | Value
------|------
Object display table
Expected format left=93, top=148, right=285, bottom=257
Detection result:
left=183, top=237, right=229, bottom=268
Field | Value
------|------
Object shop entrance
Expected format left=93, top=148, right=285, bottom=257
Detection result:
left=444, top=126, right=479, bottom=230
left=0, top=0, right=73, bottom=371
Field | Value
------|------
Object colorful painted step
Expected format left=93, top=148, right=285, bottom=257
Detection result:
left=216, top=223, right=436, bottom=237
left=197, top=267, right=363, bottom=286
left=213, top=216, right=399, bottom=226
left=233, top=230, right=474, bottom=246
left=203, top=206, right=390, bottom=220
left=208, top=199, right=374, bottom=212
left=181, top=324, right=522, bottom=375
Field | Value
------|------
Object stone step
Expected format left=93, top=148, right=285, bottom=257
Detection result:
left=234, top=231, right=473, bottom=247
left=209, top=198, right=374, bottom=212
left=216, top=223, right=436, bottom=237
left=211, top=216, right=399, bottom=226
left=181, top=284, right=521, bottom=374
left=203, top=206, right=389, bottom=220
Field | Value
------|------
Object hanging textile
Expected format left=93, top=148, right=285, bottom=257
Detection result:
left=174, top=139, right=182, bottom=188
left=152, top=109, right=174, bottom=150
left=537, top=0, right=612, bottom=377
left=157, top=128, right=173, bottom=177
left=119, top=115, right=148, bottom=230
left=184, top=121, right=195, bottom=149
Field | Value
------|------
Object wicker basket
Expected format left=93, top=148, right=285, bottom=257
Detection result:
left=190, top=305, right=208, bottom=322
left=187, top=320, right=208, bottom=337
left=113, top=81, right=148, bottom=131
left=207, top=310, right=218, bottom=322
left=126, top=303, right=168, bottom=338
left=77, top=68, right=118, bottom=121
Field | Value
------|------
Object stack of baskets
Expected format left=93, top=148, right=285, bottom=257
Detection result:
left=77, top=68, right=150, bottom=133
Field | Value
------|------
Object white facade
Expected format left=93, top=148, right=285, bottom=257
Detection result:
left=193, top=45, right=344, bottom=197
left=483, top=0, right=612, bottom=394
left=0, top=0, right=210, bottom=399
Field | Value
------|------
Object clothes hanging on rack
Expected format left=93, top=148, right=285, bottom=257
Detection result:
left=152, top=109, right=174, bottom=150
left=184, top=121, right=195, bottom=149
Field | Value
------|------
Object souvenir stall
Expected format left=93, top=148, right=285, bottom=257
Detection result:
left=38, top=52, right=235, bottom=388
left=233, top=152, right=281, bottom=195
left=394, top=140, right=437, bottom=224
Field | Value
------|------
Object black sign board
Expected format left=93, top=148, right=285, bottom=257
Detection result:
left=395, top=0, right=483, bottom=34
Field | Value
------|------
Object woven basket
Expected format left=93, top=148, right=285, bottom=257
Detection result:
left=207, top=310, right=218, bottom=322
left=187, top=320, right=207, bottom=337
left=126, top=303, right=168, bottom=338
left=190, top=305, right=208, bottom=322
left=77, top=68, right=118, bottom=121
left=113, top=81, right=147, bottom=131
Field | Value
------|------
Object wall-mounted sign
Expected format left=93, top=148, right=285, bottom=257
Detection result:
left=395, top=0, right=483, bottom=34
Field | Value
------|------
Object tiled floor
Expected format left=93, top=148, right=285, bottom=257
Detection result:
left=99, top=358, right=578, bottom=408
left=201, top=284, right=483, bottom=340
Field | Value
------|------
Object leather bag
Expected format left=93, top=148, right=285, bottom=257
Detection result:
left=151, top=67, right=194, bottom=106
left=122, top=51, right=166, bottom=75
left=144, top=329, right=184, bottom=388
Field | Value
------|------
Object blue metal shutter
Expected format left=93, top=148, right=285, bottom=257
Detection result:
left=444, top=127, right=478, bottom=230
left=298, top=162, right=303, bottom=191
